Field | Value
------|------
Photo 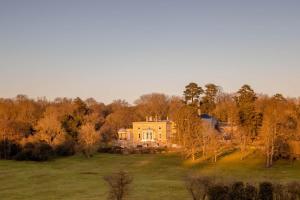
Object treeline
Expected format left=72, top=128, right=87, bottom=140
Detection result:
left=0, top=94, right=183, bottom=160
left=0, top=83, right=300, bottom=166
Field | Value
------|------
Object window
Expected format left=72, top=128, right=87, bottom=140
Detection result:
left=159, top=126, right=161, bottom=130
left=139, top=134, right=141, bottom=139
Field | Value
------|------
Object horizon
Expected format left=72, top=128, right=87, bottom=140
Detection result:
left=1, top=1, right=300, bottom=103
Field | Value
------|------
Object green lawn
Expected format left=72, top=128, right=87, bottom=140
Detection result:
left=0, top=152, right=300, bottom=200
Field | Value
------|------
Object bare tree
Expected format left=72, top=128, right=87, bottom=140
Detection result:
left=173, top=106, right=203, bottom=161
left=104, top=170, right=133, bottom=200
left=35, top=106, right=66, bottom=146
left=185, top=175, right=214, bottom=200
left=135, top=93, right=170, bottom=119
left=78, top=122, right=100, bottom=157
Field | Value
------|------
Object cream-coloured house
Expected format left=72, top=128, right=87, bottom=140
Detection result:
left=118, top=118, right=176, bottom=147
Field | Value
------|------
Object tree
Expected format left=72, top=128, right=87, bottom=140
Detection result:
left=213, top=93, right=239, bottom=140
left=100, top=106, right=137, bottom=143
left=173, top=106, right=203, bottom=161
left=61, top=98, right=89, bottom=141
left=184, top=82, right=203, bottom=106
left=104, top=170, right=133, bottom=200
left=168, top=96, right=185, bottom=120
left=135, top=93, right=169, bottom=119
left=185, top=175, right=214, bottom=200
left=35, top=106, right=66, bottom=147
left=234, top=85, right=259, bottom=160
left=261, top=94, right=297, bottom=167
left=78, top=122, right=100, bottom=158
left=201, top=84, right=220, bottom=115
left=205, top=125, right=222, bottom=163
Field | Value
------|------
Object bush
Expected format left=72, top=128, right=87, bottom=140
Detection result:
left=104, top=170, right=133, bottom=200
left=185, top=175, right=214, bottom=200
left=286, top=181, right=300, bottom=199
left=244, top=183, right=257, bottom=200
left=15, top=142, right=54, bottom=161
left=0, top=139, right=21, bottom=159
left=272, top=183, right=286, bottom=200
left=258, top=182, right=273, bottom=200
left=107, top=146, right=123, bottom=154
left=98, top=146, right=113, bottom=153
left=229, top=181, right=245, bottom=200
left=55, top=140, right=76, bottom=157
left=184, top=178, right=300, bottom=200
left=208, top=184, right=229, bottom=200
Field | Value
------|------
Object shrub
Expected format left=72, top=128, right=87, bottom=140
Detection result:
left=286, top=181, right=300, bottom=200
left=244, top=183, right=258, bottom=200
left=185, top=175, right=214, bottom=200
left=55, top=140, right=76, bottom=157
left=0, top=139, right=21, bottom=159
left=258, top=182, right=273, bottom=200
left=208, top=184, right=229, bottom=200
left=109, top=146, right=123, bottom=154
left=229, top=181, right=245, bottom=200
left=272, top=183, right=286, bottom=200
left=104, top=170, right=133, bottom=200
left=98, top=146, right=113, bottom=153
left=15, top=142, right=54, bottom=161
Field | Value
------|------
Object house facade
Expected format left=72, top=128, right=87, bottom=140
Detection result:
left=118, top=119, right=176, bottom=147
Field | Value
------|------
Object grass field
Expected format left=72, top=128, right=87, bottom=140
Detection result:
left=0, top=152, right=300, bottom=200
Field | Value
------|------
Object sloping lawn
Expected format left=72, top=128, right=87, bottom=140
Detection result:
left=186, top=151, right=300, bottom=183
left=0, top=152, right=299, bottom=200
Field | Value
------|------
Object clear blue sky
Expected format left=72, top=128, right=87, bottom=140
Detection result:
left=1, top=0, right=300, bottom=103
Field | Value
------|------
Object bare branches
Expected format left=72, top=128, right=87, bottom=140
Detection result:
left=104, top=171, right=133, bottom=200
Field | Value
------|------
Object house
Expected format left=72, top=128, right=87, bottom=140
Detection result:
left=117, top=117, right=176, bottom=147
left=200, top=114, right=219, bottom=130
left=200, top=114, right=233, bottom=140
left=117, top=114, right=226, bottom=148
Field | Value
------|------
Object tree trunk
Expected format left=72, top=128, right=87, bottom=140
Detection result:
left=214, top=150, right=217, bottom=163
left=241, top=136, right=247, bottom=160
left=192, top=148, right=195, bottom=161
left=202, top=145, right=206, bottom=159
left=270, top=134, right=275, bottom=167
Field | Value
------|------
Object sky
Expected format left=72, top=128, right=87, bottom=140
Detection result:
left=0, top=0, right=300, bottom=104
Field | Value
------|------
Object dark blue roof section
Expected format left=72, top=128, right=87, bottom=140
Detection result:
left=200, top=114, right=221, bottom=131
left=200, top=114, right=213, bottom=119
